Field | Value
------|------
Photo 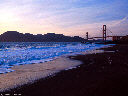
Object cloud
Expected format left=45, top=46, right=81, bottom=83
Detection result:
left=0, top=0, right=128, bottom=37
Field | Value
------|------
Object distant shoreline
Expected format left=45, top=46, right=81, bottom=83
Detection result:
left=0, top=31, right=86, bottom=42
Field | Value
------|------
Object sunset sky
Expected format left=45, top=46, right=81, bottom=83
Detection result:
left=0, top=0, right=128, bottom=38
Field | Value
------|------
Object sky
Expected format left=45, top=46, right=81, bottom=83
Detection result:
left=0, top=0, right=128, bottom=38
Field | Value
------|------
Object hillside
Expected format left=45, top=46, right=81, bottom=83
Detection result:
left=0, top=31, right=86, bottom=42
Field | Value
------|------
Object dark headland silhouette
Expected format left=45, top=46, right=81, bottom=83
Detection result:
left=0, top=31, right=86, bottom=42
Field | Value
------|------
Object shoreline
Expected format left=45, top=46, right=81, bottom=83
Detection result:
left=0, top=44, right=112, bottom=92
left=0, top=43, right=110, bottom=74
left=0, top=56, right=82, bottom=92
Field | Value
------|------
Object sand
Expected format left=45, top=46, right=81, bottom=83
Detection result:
left=0, top=56, right=82, bottom=92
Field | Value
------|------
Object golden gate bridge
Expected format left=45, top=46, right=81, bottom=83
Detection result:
left=86, top=25, right=125, bottom=42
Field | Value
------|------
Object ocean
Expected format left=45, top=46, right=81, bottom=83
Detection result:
left=0, top=42, right=109, bottom=74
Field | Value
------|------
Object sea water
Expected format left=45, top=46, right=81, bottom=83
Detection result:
left=0, top=42, right=109, bottom=74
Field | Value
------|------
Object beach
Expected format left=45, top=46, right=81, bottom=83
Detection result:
left=0, top=0, right=127, bottom=95
left=1, top=44, right=128, bottom=96
left=0, top=55, right=82, bottom=92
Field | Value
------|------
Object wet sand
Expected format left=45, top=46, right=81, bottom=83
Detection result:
left=2, top=44, right=128, bottom=96
left=0, top=56, right=82, bottom=92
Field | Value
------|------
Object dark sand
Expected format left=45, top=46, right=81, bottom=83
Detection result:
left=1, top=44, right=128, bottom=96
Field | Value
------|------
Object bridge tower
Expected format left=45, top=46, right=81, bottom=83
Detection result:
left=103, top=25, right=107, bottom=42
left=86, top=32, right=88, bottom=40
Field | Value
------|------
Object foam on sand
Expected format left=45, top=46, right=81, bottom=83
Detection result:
left=0, top=42, right=112, bottom=74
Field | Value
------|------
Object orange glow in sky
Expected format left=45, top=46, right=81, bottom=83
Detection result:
left=0, top=0, right=128, bottom=38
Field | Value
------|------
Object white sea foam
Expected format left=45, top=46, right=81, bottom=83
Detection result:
left=0, top=42, right=113, bottom=74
